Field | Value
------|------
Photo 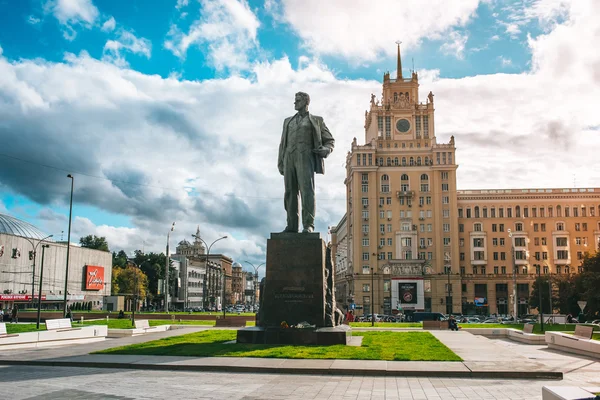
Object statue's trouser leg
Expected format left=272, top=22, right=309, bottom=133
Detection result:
left=283, top=152, right=300, bottom=231
left=297, top=152, right=315, bottom=230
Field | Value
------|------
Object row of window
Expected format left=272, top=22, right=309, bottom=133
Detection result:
left=355, top=152, right=454, bottom=166
left=460, top=221, right=595, bottom=233
left=459, top=205, right=599, bottom=219
left=461, top=265, right=583, bottom=275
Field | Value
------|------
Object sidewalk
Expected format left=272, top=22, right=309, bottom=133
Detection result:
left=2, top=326, right=596, bottom=380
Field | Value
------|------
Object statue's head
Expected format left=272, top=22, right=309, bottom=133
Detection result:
left=294, top=92, right=310, bottom=112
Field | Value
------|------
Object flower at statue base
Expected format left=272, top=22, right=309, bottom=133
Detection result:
left=280, top=321, right=289, bottom=329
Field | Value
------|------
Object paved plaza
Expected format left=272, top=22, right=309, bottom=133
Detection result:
left=1, top=327, right=599, bottom=399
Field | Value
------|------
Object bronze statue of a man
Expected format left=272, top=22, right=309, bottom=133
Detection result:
left=278, top=92, right=335, bottom=233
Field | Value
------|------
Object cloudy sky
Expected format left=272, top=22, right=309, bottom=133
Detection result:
left=0, top=0, right=599, bottom=271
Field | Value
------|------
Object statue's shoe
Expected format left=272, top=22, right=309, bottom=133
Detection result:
left=281, top=227, right=298, bottom=233
left=302, top=227, right=314, bottom=233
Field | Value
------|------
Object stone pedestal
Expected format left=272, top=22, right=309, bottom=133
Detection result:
left=236, top=232, right=350, bottom=345
left=261, top=232, right=326, bottom=327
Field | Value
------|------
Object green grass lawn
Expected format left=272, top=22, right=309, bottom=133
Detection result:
left=4, top=323, right=45, bottom=334
left=79, top=319, right=255, bottom=329
left=95, top=330, right=461, bottom=361
left=349, top=322, right=423, bottom=328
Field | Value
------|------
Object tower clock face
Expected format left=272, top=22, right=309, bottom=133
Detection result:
left=396, top=118, right=411, bottom=133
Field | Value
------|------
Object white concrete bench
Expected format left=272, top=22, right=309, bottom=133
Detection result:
left=545, top=326, right=600, bottom=359
left=0, top=322, right=19, bottom=338
left=134, top=319, right=159, bottom=331
left=45, top=318, right=81, bottom=332
left=462, top=325, right=546, bottom=345
left=542, top=386, right=600, bottom=400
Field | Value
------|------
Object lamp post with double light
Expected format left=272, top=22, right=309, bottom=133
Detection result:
left=244, top=261, right=264, bottom=309
left=192, top=234, right=228, bottom=309
left=63, top=174, right=74, bottom=317
left=23, top=234, right=53, bottom=309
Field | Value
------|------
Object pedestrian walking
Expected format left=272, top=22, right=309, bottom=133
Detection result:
left=11, top=305, right=18, bottom=323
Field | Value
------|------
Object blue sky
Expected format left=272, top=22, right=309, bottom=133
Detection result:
left=0, top=0, right=598, bottom=265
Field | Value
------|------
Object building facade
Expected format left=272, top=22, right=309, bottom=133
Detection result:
left=171, top=226, right=236, bottom=310
left=0, top=213, right=112, bottom=310
left=332, top=46, right=600, bottom=318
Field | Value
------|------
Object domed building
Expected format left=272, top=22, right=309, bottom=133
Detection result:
left=0, top=212, right=111, bottom=311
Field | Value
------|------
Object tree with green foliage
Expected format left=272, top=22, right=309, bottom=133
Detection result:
left=530, top=276, right=555, bottom=314
left=79, top=235, right=110, bottom=252
left=579, top=251, right=600, bottom=319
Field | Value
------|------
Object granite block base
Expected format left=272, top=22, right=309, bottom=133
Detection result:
left=236, top=325, right=352, bottom=346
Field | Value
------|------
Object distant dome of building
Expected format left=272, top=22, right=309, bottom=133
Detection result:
left=232, top=262, right=243, bottom=269
left=0, top=213, right=52, bottom=240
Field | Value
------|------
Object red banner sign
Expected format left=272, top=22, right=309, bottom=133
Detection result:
left=0, top=295, right=46, bottom=301
left=85, top=265, right=105, bottom=290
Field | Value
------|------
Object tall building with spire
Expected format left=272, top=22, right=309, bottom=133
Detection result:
left=331, top=45, right=600, bottom=318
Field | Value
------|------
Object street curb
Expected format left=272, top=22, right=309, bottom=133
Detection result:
left=0, top=359, right=563, bottom=380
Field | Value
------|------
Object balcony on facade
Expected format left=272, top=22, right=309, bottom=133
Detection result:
left=396, top=190, right=415, bottom=199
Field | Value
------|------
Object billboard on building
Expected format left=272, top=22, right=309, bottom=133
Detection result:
left=85, top=265, right=105, bottom=290
left=399, top=283, right=417, bottom=304
left=391, top=279, right=424, bottom=311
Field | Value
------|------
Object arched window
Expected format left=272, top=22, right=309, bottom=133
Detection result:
left=515, top=206, right=521, bottom=218
left=387, top=157, right=391, bottom=166
left=378, top=157, right=383, bottom=166
left=394, top=157, right=399, bottom=166
left=409, top=157, right=414, bottom=166
left=556, top=205, right=562, bottom=217
left=393, top=92, right=398, bottom=102
left=420, top=174, right=428, bottom=180
left=401, top=174, right=409, bottom=191
left=402, top=142, right=406, bottom=148
left=402, top=157, right=406, bottom=166
left=474, top=206, right=480, bottom=218
left=405, top=92, right=409, bottom=100
left=425, top=156, right=429, bottom=165
left=417, top=157, right=421, bottom=166
left=515, top=222, right=523, bottom=231
left=381, top=174, right=389, bottom=182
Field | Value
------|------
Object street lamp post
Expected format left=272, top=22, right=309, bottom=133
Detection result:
left=126, top=260, right=140, bottom=327
left=222, top=267, right=229, bottom=319
left=508, top=229, right=518, bottom=319
left=537, top=266, right=544, bottom=332
left=192, top=235, right=228, bottom=309
left=63, top=174, right=74, bottom=317
left=36, top=244, right=50, bottom=329
left=446, top=267, right=452, bottom=315
left=165, top=222, right=175, bottom=312
left=371, top=267, right=375, bottom=327
left=244, top=261, right=264, bottom=309
left=24, top=234, right=53, bottom=309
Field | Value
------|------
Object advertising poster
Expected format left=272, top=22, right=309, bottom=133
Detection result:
left=85, top=265, right=105, bottom=290
left=399, top=282, right=417, bottom=304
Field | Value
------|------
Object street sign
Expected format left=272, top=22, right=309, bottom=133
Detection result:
left=577, top=301, right=587, bottom=312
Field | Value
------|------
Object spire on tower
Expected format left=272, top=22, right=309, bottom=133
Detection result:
left=396, top=41, right=403, bottom=80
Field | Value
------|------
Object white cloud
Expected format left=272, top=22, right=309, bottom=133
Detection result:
left=103, top=30, right=152, bottom=67
left=44, top=0, right=99, bottom=40
left=164, top=0, right=260, bottom=71
left=27, top=15, right=42, bottom=25
left=499, top=56, right=512, bottom=67
left=269, top=0, right=480, bottom=61
left=101, top=16, right=116, bottom=32
left=440, top=31, right=469, bottom=59
left=1, top=0, right=599, bottom=260
left=176, top=0, right=190, bottom=9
